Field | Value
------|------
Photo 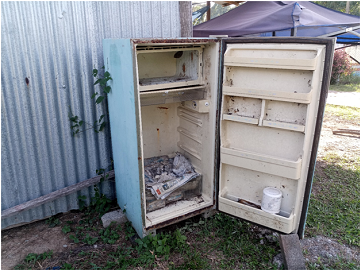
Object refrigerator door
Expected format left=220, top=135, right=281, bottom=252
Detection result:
left=217, top=38, right=334, bottom=236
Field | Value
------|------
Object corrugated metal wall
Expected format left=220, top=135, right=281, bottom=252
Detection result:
left=1, top=1, right=183, bottom=229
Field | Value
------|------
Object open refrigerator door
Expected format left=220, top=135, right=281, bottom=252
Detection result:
left=217, top=39, right=334, bottom=235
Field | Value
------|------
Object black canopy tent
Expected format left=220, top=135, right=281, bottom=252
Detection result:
left=193, top=1, right=360, bottom=43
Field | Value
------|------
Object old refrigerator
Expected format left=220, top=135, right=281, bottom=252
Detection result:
left=103, top=37, right=334, bottom=238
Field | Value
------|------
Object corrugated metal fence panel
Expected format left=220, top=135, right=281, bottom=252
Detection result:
left=1, top=1, right=182, bottom=229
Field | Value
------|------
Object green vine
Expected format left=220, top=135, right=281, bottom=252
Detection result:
left=68, top=66, right=112, bottom=136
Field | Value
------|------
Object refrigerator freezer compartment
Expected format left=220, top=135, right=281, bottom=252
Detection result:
left=137, top=46, right=203, bottom=91
left=140, top=85, right=206, bottom=106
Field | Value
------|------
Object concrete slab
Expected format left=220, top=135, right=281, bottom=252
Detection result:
left=101, top=209, right=128, bottom=228
left=279, top=234, right=306, bottom=270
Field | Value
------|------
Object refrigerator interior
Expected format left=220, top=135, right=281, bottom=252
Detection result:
left=135, top=41, right=220, bottom=228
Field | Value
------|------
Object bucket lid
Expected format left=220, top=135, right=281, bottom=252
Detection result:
left=263, top=187, right=282, bottom=198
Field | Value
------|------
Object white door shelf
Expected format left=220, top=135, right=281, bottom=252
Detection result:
left=218, top=196, right=295, bottom=233
left=223, top=86, right=312, bottom=104
left=262, top=120, right=305, bottom=133
left=224, top=56, right=318, bottom=70
left=223, top=45, right=322, bottom=71
left=222, top=114, right=259, bottom=125
left=221, top=147, right=302, bottom=180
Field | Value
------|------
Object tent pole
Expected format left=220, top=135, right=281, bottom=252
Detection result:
left=291, top=27, right=297, bottom=36
left=207, top=1, right=211, bottom=21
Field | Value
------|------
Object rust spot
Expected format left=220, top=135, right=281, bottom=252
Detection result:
left=25, top=77, right=29, bottom=86
left=133, top=38, right=216, bottom=44
left=157, top=128, right=159, bottom=131
left=158, top=107, right=168, bottom=110
left=138, top=157, right=142, bottom=160
left=182, top=63, right=186, bottom=73
left=282, top=185, right=285, bottom=189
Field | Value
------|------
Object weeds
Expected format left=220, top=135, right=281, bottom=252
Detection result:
left=14, top=251, right=53, bottom=269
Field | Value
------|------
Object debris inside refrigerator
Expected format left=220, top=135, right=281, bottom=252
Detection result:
left=144, top=153, right=202, bottom=212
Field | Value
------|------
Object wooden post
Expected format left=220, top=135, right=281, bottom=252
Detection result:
left=179, top=1, right=193, bottom=37
left=207, top=1, right=211, bottom=21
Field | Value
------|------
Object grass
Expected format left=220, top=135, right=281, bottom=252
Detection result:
left=329, top=83, right=360, bottom=93
left=324, top=104, right=360, bottom=123
left=306, top=256, right=360, bottom=270
left=13, top=212, right=282, bottom=270
left=306, top=152, right=360, bottom=246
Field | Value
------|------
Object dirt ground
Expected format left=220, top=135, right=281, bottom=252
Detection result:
left=1, top=92, right=360, bottom=270
left=1, top=212, right=84, bottom=270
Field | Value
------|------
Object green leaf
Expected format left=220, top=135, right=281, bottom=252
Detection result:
left=104, top=86, right=111, bottom=94
left=91, top=92, right=98, bottom=99
left=99, top=115, right=105, bottom=122
left=101, top=66, right=105, bottom=69
left=79, top=121, right=84, bottom=127
left=96, top=96, right=105, bottom=104
left=92, top=69, right=98, bottom=77
left=93, top=79, right=101, bottom=85
left=70, top=116, right=78, bottom=122
left=104, top=71, right=110, bottom=77
left=99, top=78, right=107, bottom=87
left=99, top=122, right=106, bottom=132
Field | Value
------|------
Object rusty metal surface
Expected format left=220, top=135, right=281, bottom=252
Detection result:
left=1, top=1, right=182, bottom=230
left=133, top=38, right=216, bottom=44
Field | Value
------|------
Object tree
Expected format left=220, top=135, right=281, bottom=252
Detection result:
left=192, top=2, right=238, bottom=26
left=331, top=49, right=353, bottom=84
left=313, top=1, right=360, bottom=16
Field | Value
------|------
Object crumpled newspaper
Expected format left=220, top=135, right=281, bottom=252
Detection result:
left=144, top=153, right=199, bottom=200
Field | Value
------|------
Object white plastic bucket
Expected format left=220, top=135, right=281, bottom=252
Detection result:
left=261, top=187, right=282, bottom=214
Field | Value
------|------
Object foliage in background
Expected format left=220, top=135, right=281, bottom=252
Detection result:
left=331, top=49, right=353, bottom=84
left=313, top=1, right=360, bottom=16
left=192, top=2, right=239, bottom=26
